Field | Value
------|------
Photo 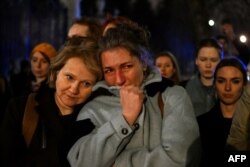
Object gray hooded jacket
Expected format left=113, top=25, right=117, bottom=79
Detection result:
left=68, top=68, right=201, bottom=167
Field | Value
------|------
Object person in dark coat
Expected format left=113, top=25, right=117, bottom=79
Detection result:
left=10, top=43, right=57, bottom=98
left=0, top=37, right=102, bottom=167
left=0, top=73, right=12, bottom=124
left=197, top=57, right=248, bottom=167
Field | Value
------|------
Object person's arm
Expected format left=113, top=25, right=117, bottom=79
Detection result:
left=114, top=86, right=201, bottom=167
left=68, top=87, right=201, bottom=167
left=68, top=86, right=145, bottom=167
left=67, top=108, right=136, bottom=167
left=227, top=83, right=250, bottom=150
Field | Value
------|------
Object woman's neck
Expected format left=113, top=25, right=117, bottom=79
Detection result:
left=35, top=77, right=46, bottom=83
left=200, top=76, right=214, bottom=87
left=54, top=93, right=74, bottom=116
left=220, top=102, right=236, bottom=118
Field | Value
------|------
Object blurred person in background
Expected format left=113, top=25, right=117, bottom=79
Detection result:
left=0, top=73, right=12, bottom=125
left=220, top=18, right=250, bottom=67
left=10, top=43, right=57, bottom=97
left=67, top=17, right=102, bottom=40
left=216, top=34, right=233, bottom=58
left=154, top=51, right=181, bottom=84
left=102, top=15, right=140, bottom=36
left=185, top=38, right=223, bottom=117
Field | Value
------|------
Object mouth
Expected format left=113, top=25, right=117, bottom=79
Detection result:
left=34, top=70, right=41, bottom=73
left=222, top=94, right=234, bottom=98
left=204, top=70, right=212, bottom=74
left=65, top=94, right=78, bottom=99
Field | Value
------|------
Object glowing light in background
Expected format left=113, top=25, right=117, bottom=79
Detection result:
left=208, top=19, right=215, bottom=26
left=239, top=35, right=247, bottom=43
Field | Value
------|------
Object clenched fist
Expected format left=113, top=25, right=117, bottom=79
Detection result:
left=120, top=85, right=145, bottom=125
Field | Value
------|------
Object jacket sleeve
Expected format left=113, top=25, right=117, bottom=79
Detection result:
left=68, top=86, right=201, bottom=167
left=67, top=108, right=136, bottom=167
left=114, top=86, right=201, bottom=167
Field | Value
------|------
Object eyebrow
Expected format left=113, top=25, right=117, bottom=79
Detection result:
left=103, top=61, right=134, bottom=68
left=216, top=76, right=243, bottom=80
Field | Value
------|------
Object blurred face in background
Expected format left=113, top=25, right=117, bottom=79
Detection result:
left=30, top=52, right=50, bottom=81
left=217, top=38, right=229, bottom=53
left=196, top=47, right=221, bottom=80
left=221, top=23, right=234, bottom=36
left=155, top=55, right=176, bottom=79
left=215, top=66, right=244, bottom=105
left=68, top=24, right=89, bottom=38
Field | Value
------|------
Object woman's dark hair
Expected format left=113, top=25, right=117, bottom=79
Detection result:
left=98, top=24, right=153, bottom=76
left=214, top=57, right=248, bottom=85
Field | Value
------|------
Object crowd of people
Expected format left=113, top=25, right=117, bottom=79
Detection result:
left=0, top=15, right=249, bottom=167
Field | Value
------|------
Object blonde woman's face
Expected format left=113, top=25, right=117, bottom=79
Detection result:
left=55, top=57, right=97, bottom=109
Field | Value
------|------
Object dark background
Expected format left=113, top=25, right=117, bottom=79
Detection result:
left=1, top=0, right=250, bottom=80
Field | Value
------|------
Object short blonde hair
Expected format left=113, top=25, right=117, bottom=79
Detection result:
left=49, top=37, right=102, bottom=88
